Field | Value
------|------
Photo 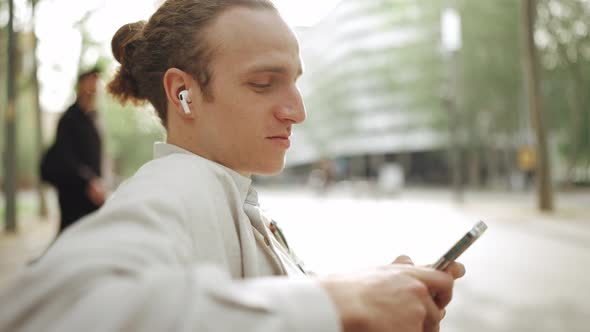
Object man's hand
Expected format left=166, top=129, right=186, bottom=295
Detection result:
left=86, top=178, right=106, bottom=206
left=392, top=255, right=466, bottom=280
left=392, top=255, right=465, bottom=322
left=440, top=261, right=465, bottom=280
left=320, top=256, right=461, bottom=332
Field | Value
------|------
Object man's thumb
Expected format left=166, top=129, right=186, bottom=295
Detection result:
left=392, top=255, right=414, bottom=265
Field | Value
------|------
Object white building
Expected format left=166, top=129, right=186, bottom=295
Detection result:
left=286, top=0, right=450, bottom=183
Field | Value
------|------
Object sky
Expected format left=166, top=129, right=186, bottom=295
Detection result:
left=10, top=0, right=343, bottom=112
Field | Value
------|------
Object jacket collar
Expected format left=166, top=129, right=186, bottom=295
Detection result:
left=153, top=142, right=252, bottom=204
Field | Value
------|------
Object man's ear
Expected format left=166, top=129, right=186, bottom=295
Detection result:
left=163, top=68, right=201, bottom=118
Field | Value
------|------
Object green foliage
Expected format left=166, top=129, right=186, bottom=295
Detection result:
left=457, top=0, right=524, bottom=146
left=0, top=196, right=38, bottom=225
left=15, top=81, right=37, bottom=187
left=0, top=29, right=36, bottom=188
left=0, top=24, right=6, bottom=154
left=536, top=0, right=590, bottom=173
left=100, top=96, right=165, bottom=182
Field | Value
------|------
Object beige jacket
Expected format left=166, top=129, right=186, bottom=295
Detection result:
left=0, top=143, right=340, bottom=332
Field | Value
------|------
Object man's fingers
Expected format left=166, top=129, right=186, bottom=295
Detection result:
left=445, top=262, right=466, bottom=279
left=404, top=268, right=454, bottom=308
left=392, top=255, right=414, bottom=265
left=422, top=295, right=443, bottom=332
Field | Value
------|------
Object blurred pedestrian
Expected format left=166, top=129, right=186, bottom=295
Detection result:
left=40, top=67, right=106, bottom=233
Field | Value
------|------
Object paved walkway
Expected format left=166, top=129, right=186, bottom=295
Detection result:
left=0, top=216, right=57, bottom=288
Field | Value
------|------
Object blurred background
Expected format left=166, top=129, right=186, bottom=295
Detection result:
left=1, top=0, right=589, bottom=331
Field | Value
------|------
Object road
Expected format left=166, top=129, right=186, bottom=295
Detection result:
left=258, top=186, right=590, bottom=332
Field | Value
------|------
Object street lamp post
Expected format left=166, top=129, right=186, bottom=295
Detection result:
left=4, top=0, right=18, bottom=232
left=441, top=6, right=463, bottom=203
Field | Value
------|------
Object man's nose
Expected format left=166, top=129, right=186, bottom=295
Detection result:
left=275, top=87, right=306, bottom=124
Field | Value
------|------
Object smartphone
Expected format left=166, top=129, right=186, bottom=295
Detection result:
left=432, top=221, right=487, bottom=270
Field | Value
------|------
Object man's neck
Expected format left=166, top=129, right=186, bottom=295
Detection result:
left=165, top=137, right=252, bottom=179
left=77, top=96, right=96, bottom=113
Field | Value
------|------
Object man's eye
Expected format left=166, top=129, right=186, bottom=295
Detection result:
left=249, top=83, right=272, bottom=89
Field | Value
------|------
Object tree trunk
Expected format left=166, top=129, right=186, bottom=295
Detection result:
left=31, top=1, right=48, bottom=218
left=399, top=152, right=412, bottom=178
left=447, top=48, right=463, bottom=203
left=468, top=146, right=481, bottom=188
left=564, top=81, right=582, bottom=186
left=502, top=144, right=514, bottom=191
left=521, top=0, right=554, bottom=211
left=486, top=147, right=500, bottom=189
left=447, top=102, right=463, bottom=202
left=4, top=0, right=18, bottom=232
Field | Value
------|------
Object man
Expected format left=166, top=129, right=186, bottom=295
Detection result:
left=4, top=2, right=465, bottom=332
left=41, top=67, right=106, bottom=232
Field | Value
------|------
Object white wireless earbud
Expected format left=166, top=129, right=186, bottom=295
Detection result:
left=178, top=90, right=191, bottom=114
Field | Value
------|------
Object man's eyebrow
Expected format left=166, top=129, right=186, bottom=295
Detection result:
left=245, top=65, right=303, bottom=77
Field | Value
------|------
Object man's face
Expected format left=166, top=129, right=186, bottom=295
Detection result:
left=191, top=7, right=305, bottom=176
left=78, top=73, right=99, bottom=96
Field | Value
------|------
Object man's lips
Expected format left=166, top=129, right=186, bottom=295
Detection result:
left=266, top=134, right=291, bottom=148
left=267, top=134, right=290, bottom=139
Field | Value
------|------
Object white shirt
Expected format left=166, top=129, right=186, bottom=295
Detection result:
left=0, top=143, right=340, bottom=332
left=244, top=188, right=307, bottom=276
